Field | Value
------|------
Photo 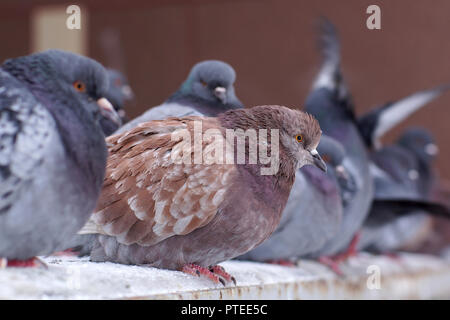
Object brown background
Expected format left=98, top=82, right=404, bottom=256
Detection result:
left=1, top=0, right=449, bottom=178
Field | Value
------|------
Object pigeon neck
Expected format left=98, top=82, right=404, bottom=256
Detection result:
left=301, top=165, right=338, bottom=195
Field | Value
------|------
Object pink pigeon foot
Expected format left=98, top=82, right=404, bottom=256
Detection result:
left=182, top=263, right=236, bottom=286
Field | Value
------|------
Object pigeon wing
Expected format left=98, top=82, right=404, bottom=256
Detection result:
left=80, top=116, right=236, bottom=246
left=358, top=85, right=450, bottom=148
left=0, top=70, right=55, bottom=214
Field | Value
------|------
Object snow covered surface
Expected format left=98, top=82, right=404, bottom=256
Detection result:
left=1, top=253, right=450, bottom=299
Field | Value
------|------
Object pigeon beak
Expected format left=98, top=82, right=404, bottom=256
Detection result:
left=118, top=109, right=127, bottom=119
left=425, top=143, right=439, bottom=156
left=310, top=149, right=327, bottom=172
left=214, top=86, right=227, bottom=104
left=336, top=164, right=349, bottom=180
left=97, top=98, right=122, bottom=126
left=121, top=85, right=134, bottom=100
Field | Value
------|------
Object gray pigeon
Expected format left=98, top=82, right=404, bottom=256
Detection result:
left=115, top=60, right=243, bottom=134
left=99, top=68, right=134, bottom=136
left=238, top=135, right=346, bottom=262
left=359, top=128, right=444, bottom=252
left=303, top=18, right=374, bottom=259
left=0, top=50, right=120, bottom=267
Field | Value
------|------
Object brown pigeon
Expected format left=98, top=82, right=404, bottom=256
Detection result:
left=80, top=105, right=326, bottom=284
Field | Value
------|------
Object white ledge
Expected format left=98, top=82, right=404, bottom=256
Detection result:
left=1, top=253, right=450, bottom=299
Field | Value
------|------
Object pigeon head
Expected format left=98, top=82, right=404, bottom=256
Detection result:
left=277, top=108, right=326, bottom=172
left=106, top=68, right=134, bottom=111
left=397, top=127, right=438, bottom=164
left=219, top=105, right=326, bottom=174
left=178, top=60, right=242, bottom=109
left=99, top=69, right=134, bottom=135
left=2, top=49, right=121, bottom=128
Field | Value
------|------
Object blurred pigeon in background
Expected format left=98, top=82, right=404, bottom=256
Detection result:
left=0, top=50, right=120, bottom=267
left=115, top=60, right=243, bottom=134
left=99, top=68, right=134, bottom=136
left=78, top=106, right=326, bottom=285
left=238, top=135, right=345, bottom=263
left=303, top=18, right=373, bottom=264
left=359, top=128, right=447, bottom=252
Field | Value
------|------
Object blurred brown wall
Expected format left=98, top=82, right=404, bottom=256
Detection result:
left=1, top=0, right=449, bottom=178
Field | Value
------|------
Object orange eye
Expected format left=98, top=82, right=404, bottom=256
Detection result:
left=114, top=78, right=122, bottom=87
left=200, top=80, right=207, bottom=87
left=73, top=81, right=86, bottom=92
left=322, top=154, right=331, bottom=163
left=295, top=134, right=303, bottom=143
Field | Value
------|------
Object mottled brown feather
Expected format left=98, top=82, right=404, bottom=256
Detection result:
left=85, top=117, right=237, bottom=246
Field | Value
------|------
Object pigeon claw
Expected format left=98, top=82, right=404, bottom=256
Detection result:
left=0, top=258, right=7, bottom=269
left=209, top=265, right=237, bottom=285
left=6, top=257, right=47, bottom=268
left=182, top=263, right=222, bottom=285
left=181, top=263, right=236, bottom=286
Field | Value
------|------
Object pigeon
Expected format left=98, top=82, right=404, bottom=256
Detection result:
left=302, top=18, right=374, bottom=260
left=78, top=105, right=326, bottom=284
left=0, top=50, right=120, bottom=267
left=237, top=134, right=345, bottom=263
left=99, top=68, right=134, bottom=136
left=359, top=128, right=446, bottom=252
left=115, top=60, right=243, bottom=134
left=358, top=85, right=450, bottom=150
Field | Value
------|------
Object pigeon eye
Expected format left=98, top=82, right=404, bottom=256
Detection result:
left=295, top=134, right=303, bottom=143
left=73, top=81, right=86, bottom=93
left=114, top=78, right=122, bottom=87
left=322, top=154, right=331, bottom=163
left=200, top=80, right=207, bottom=87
